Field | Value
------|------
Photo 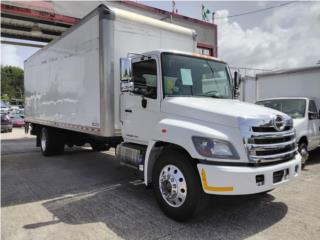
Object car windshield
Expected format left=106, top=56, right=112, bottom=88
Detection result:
left=256, top=99, right=306, bottom=119
left=161, top=53, right=233, bottom=99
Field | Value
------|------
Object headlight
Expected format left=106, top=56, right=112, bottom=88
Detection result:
left=192, top=136, right=239, bottom=159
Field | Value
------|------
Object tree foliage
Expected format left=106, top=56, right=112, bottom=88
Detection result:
left=1, top=66, right=24, bottom=101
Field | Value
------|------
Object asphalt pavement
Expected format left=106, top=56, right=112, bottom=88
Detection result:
left=1, top=128, right=320, bottom=240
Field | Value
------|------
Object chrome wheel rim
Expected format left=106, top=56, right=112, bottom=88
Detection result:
left=159, top=164, right=187, bottom=208
left=41, top=130, right=47, bottom=152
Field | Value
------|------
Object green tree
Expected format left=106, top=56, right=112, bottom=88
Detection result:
left=1, top=66, right=24, bottom=101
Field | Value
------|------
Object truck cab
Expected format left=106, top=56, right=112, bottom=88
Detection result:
left=256, top=97, right=320, bottom=167
left=118, top=50, right=301, bottom=220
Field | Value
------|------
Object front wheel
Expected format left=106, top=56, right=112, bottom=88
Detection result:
left=299, top=143, right=309, bottom=169
left=152, top=150, right=207, bottom=221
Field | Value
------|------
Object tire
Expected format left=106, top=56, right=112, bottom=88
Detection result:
left=254, top=189, right=274, bottom=196
left=90, top=142, right=109, bottom=151
left=298, top=142, right=309, bottom=169
left=40, top=127, right=64, bottom=156
left=152, top=149, right=208, bottom=221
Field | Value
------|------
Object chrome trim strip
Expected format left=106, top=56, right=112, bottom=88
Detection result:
left=250, top=129, right=295, bottom=137
left=248, top=139, right=296, bottom=150
left=250, top=148, right=298, bottom=161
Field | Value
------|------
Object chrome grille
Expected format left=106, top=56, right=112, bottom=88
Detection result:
left=239, top=115, right=298, bottom=163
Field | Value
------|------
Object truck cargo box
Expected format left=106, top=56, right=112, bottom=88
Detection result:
left=25, top=4, right=196, bottom=137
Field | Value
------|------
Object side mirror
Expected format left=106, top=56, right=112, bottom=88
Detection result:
left=120, top=58, right=134, bottom=92
left=120, top=58, right=132, bottom=81
left=233, top=71, right=241, bottom=97
left=308, top=111, right=318, bottom=120
left=234, top=71, right=241, bottom=89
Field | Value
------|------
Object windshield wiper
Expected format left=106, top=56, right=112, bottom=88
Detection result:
left=207, top=95, right=223, bottom=99
left=195, top=94, right=223, bottom=99
left=200, top=90, right=223, bottom=98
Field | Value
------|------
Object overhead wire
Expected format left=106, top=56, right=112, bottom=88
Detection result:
left=214, top=1, right=298, bottom=20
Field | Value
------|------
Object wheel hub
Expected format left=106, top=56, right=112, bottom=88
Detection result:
left=165, top=180, right=173, bottom=193
left=159, top=164, right=187, bottom=207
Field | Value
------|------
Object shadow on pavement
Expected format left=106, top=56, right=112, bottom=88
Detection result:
left=1, top=147, right=137, bottom=208
left=2, top=138, right=288, bottom=240
left=24, top=187, right=288, bottom=240
left=307, top=148, right=320, bottom=165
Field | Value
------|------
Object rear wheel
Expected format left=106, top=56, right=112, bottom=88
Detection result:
left=40, top=127, right=64, bottom=156
left=152, top=150, right=207, bottom=221
left=299, top=142, right=308, bottom=169
left=90, top=142, right=110, bottom=151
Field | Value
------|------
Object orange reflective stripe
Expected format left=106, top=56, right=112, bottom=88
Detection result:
left=201, top=168, right=234, bottom=192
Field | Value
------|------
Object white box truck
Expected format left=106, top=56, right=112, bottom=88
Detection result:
left=25, top=5, right=301, bottom=221
left=254, top=66, right=320, bottom=167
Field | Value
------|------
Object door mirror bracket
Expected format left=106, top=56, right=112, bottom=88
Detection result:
left=141, top=96, right=147, bottom=108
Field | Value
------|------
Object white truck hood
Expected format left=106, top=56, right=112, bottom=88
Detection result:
left=161, top=97, right=283, bottom=128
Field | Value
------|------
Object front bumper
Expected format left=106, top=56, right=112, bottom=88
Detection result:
left=197, top=154, right=301, bottom=195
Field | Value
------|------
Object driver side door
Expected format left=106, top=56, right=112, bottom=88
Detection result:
left=120, top=56, right=161, bottom=144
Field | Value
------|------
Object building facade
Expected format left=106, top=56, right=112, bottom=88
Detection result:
left=1, top=1, right=218, bottom=56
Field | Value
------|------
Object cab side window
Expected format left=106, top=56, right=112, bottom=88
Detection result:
left=132, top=60, right=157, bottom=99
left=309, top=100, right=317, bottom=112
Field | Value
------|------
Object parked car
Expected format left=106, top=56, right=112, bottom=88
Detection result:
left=10, top=114, right=25, bottom=127
left=9, top=105, right=21, bottom=114
left=0, top=101, right=10, bottom=114
left=1, top=113, right=13, bottom=132
left=256, top=97, right=320, bottom=168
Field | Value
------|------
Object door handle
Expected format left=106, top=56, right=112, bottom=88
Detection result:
left=125, top=109, right=132, bottom=113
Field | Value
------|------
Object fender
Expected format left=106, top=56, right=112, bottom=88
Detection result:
left=293, top=119, right=309, bottom=146
left=143, top=117, right=235, bottom=185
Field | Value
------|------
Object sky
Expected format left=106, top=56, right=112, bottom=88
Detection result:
left=1, top=1, right=320, bottom=70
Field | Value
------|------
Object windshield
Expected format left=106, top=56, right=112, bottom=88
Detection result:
left=161, top=53, right=233, bottom=99
left=256, top=99, right=306, bottom=119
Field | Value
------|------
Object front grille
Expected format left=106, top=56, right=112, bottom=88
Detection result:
left=254, top=135, right=293, bottom=144
left=245, top=122, right=297, bottom=163
left=252, top=126, right=291, bottom=132
left=255, top=143, right=295, bottom=156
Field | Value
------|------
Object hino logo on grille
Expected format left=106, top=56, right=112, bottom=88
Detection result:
left=273, top=115, right=285, bottom=131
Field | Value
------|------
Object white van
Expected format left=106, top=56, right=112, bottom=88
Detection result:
left=257, top=97, right=320, bottom=167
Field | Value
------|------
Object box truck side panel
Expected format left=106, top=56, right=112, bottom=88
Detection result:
left=111, top=10, right=196, bottom=130
left=25, top=15, right=101, bottom=133
left=257, top=68, right=320, bottom=104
